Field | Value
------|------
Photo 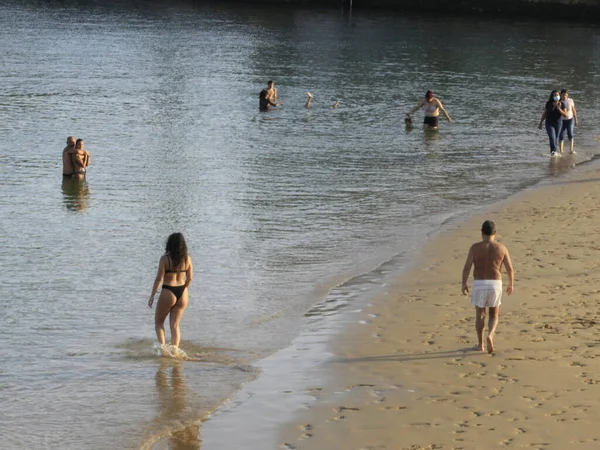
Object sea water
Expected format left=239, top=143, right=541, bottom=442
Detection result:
left=1, top=1, right=599, bottom=448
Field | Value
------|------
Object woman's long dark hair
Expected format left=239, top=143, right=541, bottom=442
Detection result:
left=165, top=232, right=188, bottom=270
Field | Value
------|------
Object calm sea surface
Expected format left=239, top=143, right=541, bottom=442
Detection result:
left=1, top=1, right=599, bottom=448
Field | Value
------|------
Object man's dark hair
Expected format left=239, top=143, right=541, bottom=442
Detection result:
left=481, top=220, right=496, bottom=236
left=267, top=80, right=274, bottom=86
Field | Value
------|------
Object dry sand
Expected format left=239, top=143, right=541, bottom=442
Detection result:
left=279, top=162, right=600, bottom=450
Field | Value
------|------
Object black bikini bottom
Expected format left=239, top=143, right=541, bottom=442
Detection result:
left=162, top=284, right=185, bottom=300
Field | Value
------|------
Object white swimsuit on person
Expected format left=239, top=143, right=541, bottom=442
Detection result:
left=471, top=280, right=503, bottom=308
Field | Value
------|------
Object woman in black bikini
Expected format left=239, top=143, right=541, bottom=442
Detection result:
left=148, top=233, right=194, bottom=350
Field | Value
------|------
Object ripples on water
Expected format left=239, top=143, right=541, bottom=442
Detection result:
left=1, top=1, right=599, bottom=448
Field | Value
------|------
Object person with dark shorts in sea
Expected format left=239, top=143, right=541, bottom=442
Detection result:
left=461, top=220, right=514, bottom=354
left=406, top=90, right=452, bottom=130
left=148, top=233, right=194, bottom=355
left=259, top=80, right=282, bottom=112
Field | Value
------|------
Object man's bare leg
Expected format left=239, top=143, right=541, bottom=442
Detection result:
left=475, top=306, right=486, bottom=351
left=570, top=139, right=575, bottom=154
left=487, top=306, right=499, bottom=354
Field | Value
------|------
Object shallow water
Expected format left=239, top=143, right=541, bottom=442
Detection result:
left=1, top=1, right=599, bottom=448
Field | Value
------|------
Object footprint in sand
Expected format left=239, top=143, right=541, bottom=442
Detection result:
left=335, top=406, right=360, bottom=412
left=327, top=415, right=346, bottom=421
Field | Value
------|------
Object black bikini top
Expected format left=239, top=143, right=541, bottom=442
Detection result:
left=165, top=255, right=187, bottom=273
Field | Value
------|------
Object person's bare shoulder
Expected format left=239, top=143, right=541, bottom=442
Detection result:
left=493, top=241, right=509, bottom=255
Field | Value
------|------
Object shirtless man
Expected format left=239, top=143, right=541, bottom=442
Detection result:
left=62, top=136, right=77, bottom=177
left=461, top=220, right=514, bottom=354
left=406, top=90, right=452, bottom=130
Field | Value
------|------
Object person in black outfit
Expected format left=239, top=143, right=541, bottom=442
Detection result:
left=259, top=83, right=282, bottom=112
left=538, top=90, right=569, bottom=156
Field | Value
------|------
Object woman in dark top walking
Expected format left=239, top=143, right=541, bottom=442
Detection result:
left=538, top=90, right=569, bottom=156
left=148, top=233, right=194, bottom=351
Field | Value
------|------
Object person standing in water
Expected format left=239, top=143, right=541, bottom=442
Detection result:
left=461, top=220, right=514, bottom=354
left=148, top=233, right=194, bottom=352
left=538, top=90, right=569, bottom=156
left=558, top=89, right=578, bottom=154
left=406, top=90, right=452, bottom=130
left=266, top=80, right=278, bottom=103
left=62, top=136, right=77, bottom=177
left=72, top=139, right=90, bottom=179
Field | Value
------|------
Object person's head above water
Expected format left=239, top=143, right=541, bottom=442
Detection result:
left=66, top=136, right=76, bottom=147
left=425, top=90, right=434, bottom=100
left=267, top=80, right=274, bottom=88
left=481, top=220, right=496, bottom=237
left=75, top=139, right=84, bottom=149
left=548, top=90, right=560, bottom=102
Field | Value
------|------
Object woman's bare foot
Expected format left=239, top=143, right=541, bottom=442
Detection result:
left=487, top=336, right=495, bottom=354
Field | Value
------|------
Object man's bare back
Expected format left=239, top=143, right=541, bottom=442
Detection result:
left=470, top=240, right=509, bottom=281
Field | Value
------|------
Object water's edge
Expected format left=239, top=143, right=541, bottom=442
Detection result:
left=196, top=0, right=600, bottom=21
left=192, top=151, right=600, bottom=449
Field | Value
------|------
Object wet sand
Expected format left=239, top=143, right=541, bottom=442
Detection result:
left=279, top=162, right=600, bottom=449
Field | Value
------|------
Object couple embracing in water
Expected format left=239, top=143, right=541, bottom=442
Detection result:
left=62, top=136, right=90, bottom=178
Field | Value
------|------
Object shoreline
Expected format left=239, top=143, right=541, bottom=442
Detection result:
left=197, top=154, right=600, bottom=449
left=191, top=0, right=600, bottom=22
left=278, top=159, right=600, bottom=448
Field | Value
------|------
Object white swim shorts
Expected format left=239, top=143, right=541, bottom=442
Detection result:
left=471, top=279, right=503, bottom=308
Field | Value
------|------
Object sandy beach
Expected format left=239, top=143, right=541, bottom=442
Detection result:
left=279, top=161, right=600, bottom=449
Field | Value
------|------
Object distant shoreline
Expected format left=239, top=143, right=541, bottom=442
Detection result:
left=201, top=0, right=600, bottom=22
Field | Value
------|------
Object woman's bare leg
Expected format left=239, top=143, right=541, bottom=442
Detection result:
left=155, top=290, right=176, bottom=346
left=169, top=289, right=189, bottom=348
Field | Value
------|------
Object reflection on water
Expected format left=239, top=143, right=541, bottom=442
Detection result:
left=1, top=1, right=600, bottom=448
left=61, top=177, right=90, bottom=212
left=547, top=153, right=577, bottom=177
left=153, top=360, right=201, bottom=450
